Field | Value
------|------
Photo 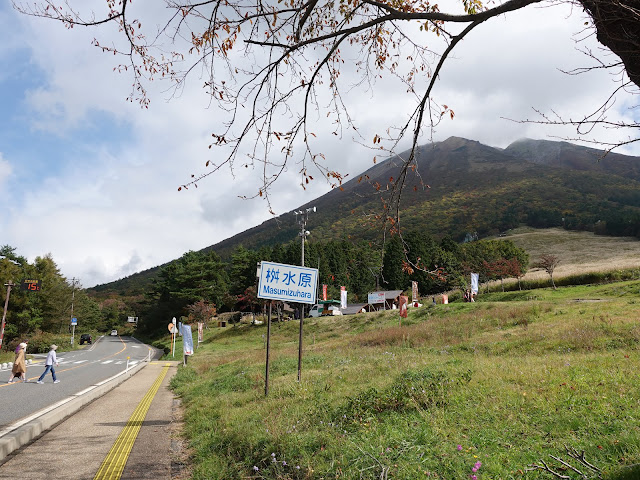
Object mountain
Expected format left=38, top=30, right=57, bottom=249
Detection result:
left=203, top=136, right=640, bottom=253
left=89, top=137, right=640, bottom=294
left=504, top=138, right=640, bottom=181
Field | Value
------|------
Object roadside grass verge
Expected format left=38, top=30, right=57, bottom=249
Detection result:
left=170, top=281, right=640, bottom=479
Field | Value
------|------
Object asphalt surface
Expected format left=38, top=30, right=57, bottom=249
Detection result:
left=1, top=335, right=154, bottom=428
left=0, top=345, right=181, bottom=480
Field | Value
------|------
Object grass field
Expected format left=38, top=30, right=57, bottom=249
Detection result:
left=170, top=278, right=640, bottom=479
left=501, top=228, right=640, bottom=282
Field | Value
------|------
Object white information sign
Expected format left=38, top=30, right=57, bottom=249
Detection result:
left=368, top=292, right=386, bottom=304
left=257, top=261, right=318, bottom=305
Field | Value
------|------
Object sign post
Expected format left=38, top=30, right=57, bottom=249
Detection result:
left=257, top=261, right=318, bottom=388
left=265, top=301, right=272, bottom=396
left=71, top=317, right=77, bottom=345
left=168, top=318, right=178, bottom=358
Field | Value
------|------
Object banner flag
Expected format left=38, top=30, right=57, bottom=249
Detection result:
left=471, top=273, right=479, bottom=294
left=322, top=284, right=328, bottom=301
left=399, top=295, right=408, bottom=318
left=182, top=324, right=194, bottom=355
left=340, top=287, right=347, bottom=309
left=197, top=322, right=204, bottom=343
left=411, top=281, right=418, bottom=303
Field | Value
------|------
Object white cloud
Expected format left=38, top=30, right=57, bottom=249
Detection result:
left=0, top=152, right=11, bottom=185
left=1, top=1, right=638, bottom=287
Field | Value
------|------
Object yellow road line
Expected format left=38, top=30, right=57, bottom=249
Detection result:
left=93, top=364, right=170, bottom=480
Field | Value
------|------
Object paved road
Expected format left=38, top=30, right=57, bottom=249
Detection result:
left=0, top=335, right=153, bottom=430
left=0, top=360, right=181, bottom=479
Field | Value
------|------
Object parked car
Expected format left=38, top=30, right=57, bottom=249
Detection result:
left=79, top=334, right=92, bottom=345
left=308, top=304, right=342, bottom=317
left=308, top=304, right=323, bottom=317
left=110, top=329, right=118, bottom=336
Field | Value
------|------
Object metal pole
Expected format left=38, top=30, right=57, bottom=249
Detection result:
left=301, top=225, right=305, bottom=267
left=69, top=278, right=76, bottom=341
left=265, top=301, right=272, bottom=396
left=298, top=214, right=306, bottom=382
left=295, top=207, right=315, bottom=383
left=172, top=331, right=176, bottom=358
left=1, top=281, right=15, bottom=349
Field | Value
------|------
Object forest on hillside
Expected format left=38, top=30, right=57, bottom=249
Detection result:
left=1, top=234, right=528, bottom=346
left=89, top=233, right=528, bottom=336
left=0, top=246, right=124, bottom=352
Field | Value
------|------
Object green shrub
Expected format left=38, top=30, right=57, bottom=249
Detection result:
left=22, top=331, right=70, bottom=354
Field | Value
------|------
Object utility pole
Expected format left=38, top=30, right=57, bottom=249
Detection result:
left=70, top=277, right=77, bottom=345
left=295, top=206, right=316, bottom=382
left=1, top=281, right=15, bottom=349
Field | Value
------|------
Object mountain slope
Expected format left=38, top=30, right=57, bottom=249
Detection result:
left=207, top=136, right=640, bottom=255
left=90, top=137, right=640, bottom=294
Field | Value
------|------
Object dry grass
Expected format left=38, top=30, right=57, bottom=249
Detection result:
left=499, top=227, right=640, bottom=281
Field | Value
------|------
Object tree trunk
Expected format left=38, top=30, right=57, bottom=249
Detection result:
left=579, top=0, right=640, bottom=89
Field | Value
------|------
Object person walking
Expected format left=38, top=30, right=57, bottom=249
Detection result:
left=8, top=342, right=28, bottom=383
left=36, top=344, right=60, bottom=384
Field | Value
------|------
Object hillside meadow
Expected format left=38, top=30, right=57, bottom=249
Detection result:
left=501, top=228, right=640, bottom=282
left=169, top=280, right=640, bottom=480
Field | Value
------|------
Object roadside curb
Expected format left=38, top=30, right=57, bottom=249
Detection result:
left=0, top=361, right=148, bottom=462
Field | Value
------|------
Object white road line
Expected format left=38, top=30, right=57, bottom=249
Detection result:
left=101, top=360, right=114, bottom=364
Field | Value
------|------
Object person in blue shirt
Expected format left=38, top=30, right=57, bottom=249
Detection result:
left=36, top=344, right=60, bottom=384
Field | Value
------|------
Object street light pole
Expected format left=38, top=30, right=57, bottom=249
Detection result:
left=295, top=207, right=315, bottom=382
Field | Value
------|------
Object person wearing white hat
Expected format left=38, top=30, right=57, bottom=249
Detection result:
left=36, top=344, right=60, bottom=384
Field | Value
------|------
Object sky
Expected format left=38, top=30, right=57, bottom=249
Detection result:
left=1, top=1, right=638, bottom=288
